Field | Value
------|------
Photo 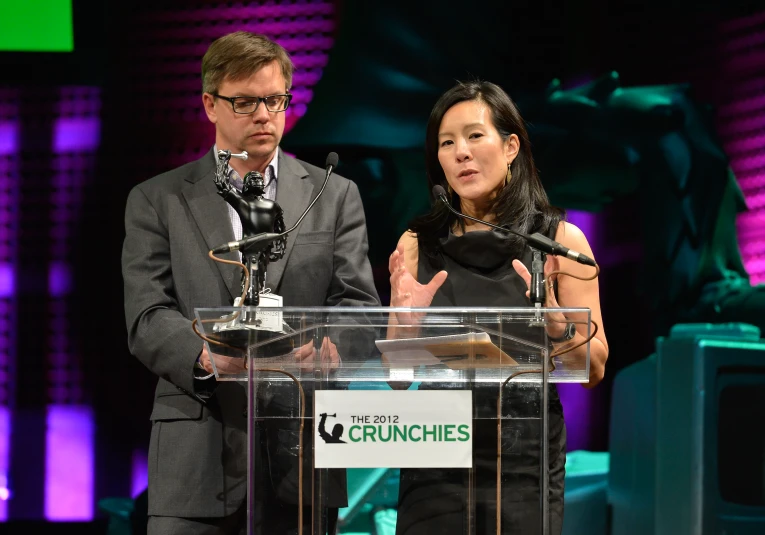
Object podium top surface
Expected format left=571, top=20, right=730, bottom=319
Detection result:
left=193, top=306, right=592, bottom=384
left=195, top=305, right=591, bottom=314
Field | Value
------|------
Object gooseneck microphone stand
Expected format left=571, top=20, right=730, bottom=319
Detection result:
left=529, top=249, right=547, bottom=324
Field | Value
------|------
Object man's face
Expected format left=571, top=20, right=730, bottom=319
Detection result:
left=203, top=60, right=287, bottom=167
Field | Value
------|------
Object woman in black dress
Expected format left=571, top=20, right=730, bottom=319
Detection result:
left=388, top=81, right=609, bottom=534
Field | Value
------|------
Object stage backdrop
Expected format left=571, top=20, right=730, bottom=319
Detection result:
left=0, top=0, right=762, bottom=522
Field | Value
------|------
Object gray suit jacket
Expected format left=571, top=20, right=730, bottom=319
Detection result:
left=122, top=148, right=380, bottom=517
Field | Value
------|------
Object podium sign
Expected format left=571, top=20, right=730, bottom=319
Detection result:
left=314, top=390, right=473, bottom=469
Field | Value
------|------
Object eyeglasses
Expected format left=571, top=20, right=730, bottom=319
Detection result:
left=212, top=93, right=292, bottom=114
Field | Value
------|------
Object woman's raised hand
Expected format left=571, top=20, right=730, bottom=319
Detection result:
left=389, top=242, right=447, bottom=321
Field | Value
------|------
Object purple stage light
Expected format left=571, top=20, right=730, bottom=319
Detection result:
left=48, top=262, right=72, bottom=298
left=558, top=385, right=593, bottom=452
left=44, top=405, right=94, bottom=521
left=43, top=88, right=102, bottom=520
left=557, top=209, right=599, bottom=450
left=0, top=91, right=17, bottom=497
left=131, top=449, right=148, bottom=499
left=0, top=265, right=13, bottom=299
left=0, top=123, right=17, bottom=156
left=565, top=210, right=598, bottom=257
left=711, top=11, right=765, bottom=284
left=53, top=118, right=101, bottom=153
left=0, top=406, right=9, bottom=520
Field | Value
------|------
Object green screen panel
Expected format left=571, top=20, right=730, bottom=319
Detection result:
left=0, top=0, right=73, bottom=52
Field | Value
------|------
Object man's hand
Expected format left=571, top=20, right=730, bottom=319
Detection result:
left=294, top=336, right=340, bottom=371
left=199, top=345, right=247, bottom=375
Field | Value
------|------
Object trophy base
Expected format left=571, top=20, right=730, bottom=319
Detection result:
left=206, top=325, right=296, bottom=359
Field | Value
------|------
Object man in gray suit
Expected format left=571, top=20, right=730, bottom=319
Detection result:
left=122, top=31, right=380, bottom=534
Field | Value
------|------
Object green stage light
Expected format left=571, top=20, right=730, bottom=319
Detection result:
left=0, top=0, right=73, bottom=52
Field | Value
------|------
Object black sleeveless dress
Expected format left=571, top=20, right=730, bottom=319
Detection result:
left=395, top=229, right=566, bottom=535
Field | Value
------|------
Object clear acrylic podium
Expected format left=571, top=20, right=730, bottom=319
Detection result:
left=194, top=306, right=591, bottom=535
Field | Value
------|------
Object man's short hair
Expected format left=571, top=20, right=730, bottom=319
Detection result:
left=202, top=31, right=294, bottom=94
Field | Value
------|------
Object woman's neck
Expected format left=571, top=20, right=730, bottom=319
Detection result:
left=456, top=198, right=496, bottom=233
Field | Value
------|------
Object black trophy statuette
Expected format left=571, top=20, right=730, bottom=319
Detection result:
left=208, top=150, right=336, bottom=353
left=213, top=149, right=287, bottom=311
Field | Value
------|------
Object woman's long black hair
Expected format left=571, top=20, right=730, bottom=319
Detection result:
left=410, top=80, right=564, bottom=259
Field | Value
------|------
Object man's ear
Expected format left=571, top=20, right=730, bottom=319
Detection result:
left=202, top=93, right=218, bottom=124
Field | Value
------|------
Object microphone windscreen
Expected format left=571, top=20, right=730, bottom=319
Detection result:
left=432, top=185, right=448, bottom=199
left=325, top=152, right=339, bottom=169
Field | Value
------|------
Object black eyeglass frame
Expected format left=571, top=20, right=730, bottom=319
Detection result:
left=211, top=93, right=293, bottom=114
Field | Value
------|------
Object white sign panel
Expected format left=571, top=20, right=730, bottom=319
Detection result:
left=314, top=390, right=472, bottom=468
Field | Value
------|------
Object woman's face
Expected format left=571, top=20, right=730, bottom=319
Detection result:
left=437, top=100, right=518, bottom=203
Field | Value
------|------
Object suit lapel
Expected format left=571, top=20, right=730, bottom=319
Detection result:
left=267, top=151, right=314, bottom=291
left=182, top=150, right=241, bottom=301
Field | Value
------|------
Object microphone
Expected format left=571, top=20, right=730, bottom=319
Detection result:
left=431, top=185, right=597, bottom=267
left=211, top=152, right=340, bottom=255
left=211, top=232, right=283, bottom=255
left=325, top=151, right=338, bottom=177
